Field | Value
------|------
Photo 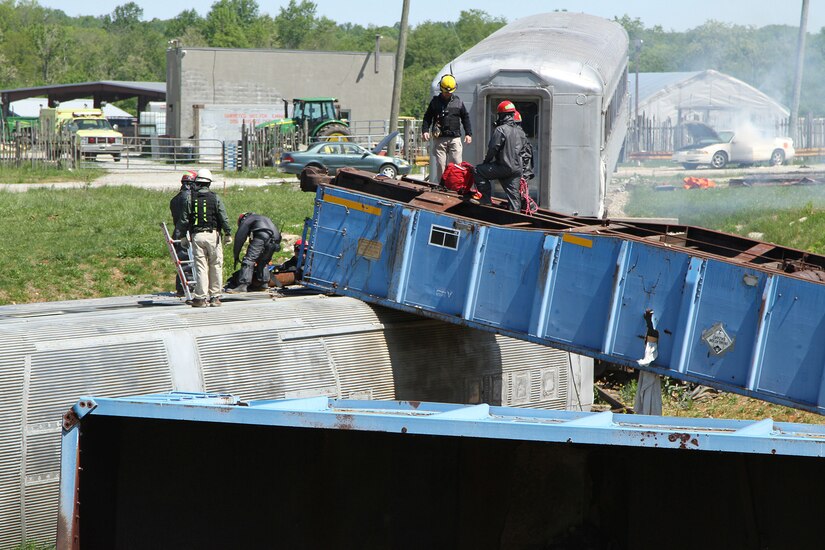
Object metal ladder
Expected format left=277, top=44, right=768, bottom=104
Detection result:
left=161, top=222, right=197, bottom=301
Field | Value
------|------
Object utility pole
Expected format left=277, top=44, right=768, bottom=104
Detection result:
left=633, top=39, right=643, bottom=154
left=789, top=0, right=809, bottom=143
left=387, top=0, right=410, bottom=158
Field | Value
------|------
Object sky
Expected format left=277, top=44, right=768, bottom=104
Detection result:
left=34, top=0, right=825, bottom=32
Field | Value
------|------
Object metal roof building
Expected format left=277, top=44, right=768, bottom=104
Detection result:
left=0, top=80, right=165, bottom=118
left=8, top=98, right=135, bottom=119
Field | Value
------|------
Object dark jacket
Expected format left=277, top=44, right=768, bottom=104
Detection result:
left=515, top=125, right=534, bottom=180
left=483, top=115, right=526, bottom=174
left=174, top=186, right=232, bottom=238
left=422, top=94, right=472, bottom=138
left=169, top=185, right=192, bottom=239
left=234, top=214, right=282, bottom=265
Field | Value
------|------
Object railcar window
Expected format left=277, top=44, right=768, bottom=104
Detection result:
left=603, top=70, right=628, bottom=145
left=429, top=225, right=460, bottom=250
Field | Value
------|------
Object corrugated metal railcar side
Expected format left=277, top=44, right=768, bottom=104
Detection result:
left=0, top=294, right=588, bottom=547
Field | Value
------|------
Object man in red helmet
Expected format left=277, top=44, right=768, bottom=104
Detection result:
left=474, top=100, right=526, bottom=211
left=169, top=170, right=197, bottom=297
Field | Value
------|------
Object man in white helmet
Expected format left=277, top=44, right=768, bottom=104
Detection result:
left=175, top=168, right=233, bottom=307
left=422, top=74, right=472, bottom=184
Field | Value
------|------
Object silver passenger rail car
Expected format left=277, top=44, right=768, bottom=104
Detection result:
left=432, top=12, right=629, bottom=218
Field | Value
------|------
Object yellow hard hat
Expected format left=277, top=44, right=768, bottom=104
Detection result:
left=439, top=74, right=457, bottom=93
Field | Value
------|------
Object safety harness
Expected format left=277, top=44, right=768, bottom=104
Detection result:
left=192, top=192, right=217, bottom=231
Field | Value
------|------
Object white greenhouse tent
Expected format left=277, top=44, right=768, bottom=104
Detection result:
left=628, top=70, right=789, bottom=152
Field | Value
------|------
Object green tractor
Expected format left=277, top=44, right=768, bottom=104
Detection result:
left=1, top=115, right=37, bottom=146
left=259, top=97, right=351, bottom=144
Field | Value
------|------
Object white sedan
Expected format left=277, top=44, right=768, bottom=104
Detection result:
left=673, top=122, right=794, bottom=169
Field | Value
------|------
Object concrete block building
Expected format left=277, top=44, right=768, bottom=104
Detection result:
left=165, top=46, right=395, bottom=140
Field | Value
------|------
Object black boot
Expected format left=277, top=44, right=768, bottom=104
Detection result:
left=225, top=284, right=248, bottom=294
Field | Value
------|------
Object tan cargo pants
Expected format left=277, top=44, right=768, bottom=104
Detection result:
left=430, top=136, right=463, bottom=183
left=192, top=230, right=224, bottom=300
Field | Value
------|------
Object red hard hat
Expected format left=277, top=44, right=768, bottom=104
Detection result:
left=181, top=170, right=197, bottom=183
left=514, top=110, right=522, bottom=123
left=497, top=100, right=516, bottom=113
left=294, top=238, right=303, bottom=247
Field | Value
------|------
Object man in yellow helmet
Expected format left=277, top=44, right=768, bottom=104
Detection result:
left=422, top=74, right=472, bottom=184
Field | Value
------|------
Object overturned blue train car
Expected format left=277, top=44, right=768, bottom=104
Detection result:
left=58, top=393, right=825, bottom=548
left=299, top=168, right=825, bottom=415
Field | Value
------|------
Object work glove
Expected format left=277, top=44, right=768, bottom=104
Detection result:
left=224, top=234, right=233, bottom=245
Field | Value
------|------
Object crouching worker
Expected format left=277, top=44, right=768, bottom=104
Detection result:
left=474, top=100, right=526, bottom=211
left=170, top=170, right=197, bottom=297
left=225, top=212, right=282, bottom=293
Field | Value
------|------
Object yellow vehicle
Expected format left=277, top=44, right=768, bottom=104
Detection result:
left=39, top=107, right=123, bottom=161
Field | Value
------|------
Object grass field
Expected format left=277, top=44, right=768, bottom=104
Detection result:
left=0, top=182, right=313, bottom=304
left=626, top=182, right=825, bottom=253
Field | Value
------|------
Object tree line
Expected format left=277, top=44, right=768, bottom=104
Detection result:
left=1, top=0, right=824, bottom=119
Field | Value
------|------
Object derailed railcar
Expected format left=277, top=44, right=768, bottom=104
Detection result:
left=433, top=12, right=629, bottom=217
left=59, top=394, right=825, bottom=548
left=0, top=293, right=589, bottom=548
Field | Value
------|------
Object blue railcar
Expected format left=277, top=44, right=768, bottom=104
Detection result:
left=301, top=169, right=825, bottom=415
left=58, top=393, right=825, bottom=548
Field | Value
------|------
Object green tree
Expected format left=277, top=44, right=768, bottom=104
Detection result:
left=274, top=0, right=316, bottom=49
left=165, top=9, right=204, bottom=39
left=32, top=22, right=69, bottom=82
left=104, top=2, right=144, bottom=30
left=454, top=9, right=505, bottom=50
left=203, top=0, right=258, bottom=48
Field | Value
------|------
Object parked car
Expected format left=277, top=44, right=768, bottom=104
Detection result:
left=672, top=121, right=794, bottom=169
left=279, top=139, right=411, bottom=178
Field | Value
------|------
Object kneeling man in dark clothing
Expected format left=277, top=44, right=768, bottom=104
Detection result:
left=225, top=212, right=282, bottom=293
left=474, top=100, right=526, bottom=212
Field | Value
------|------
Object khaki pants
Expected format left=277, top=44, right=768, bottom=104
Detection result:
left=430, top=136, right=463, bottom=183
left=192, top=230, right=224, bottom=300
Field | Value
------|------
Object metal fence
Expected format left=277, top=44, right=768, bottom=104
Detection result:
left=240, top=118, right=429, bottom=171
left=0, top=126, right=80, bottom=168
left=0, top=118, right=432, bottom=172
left=625, top=115, right=825, bottom=158
left=0, top=130, right=226, bottom=171
left=118, top=136, right=225, bottom=170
